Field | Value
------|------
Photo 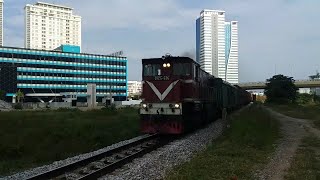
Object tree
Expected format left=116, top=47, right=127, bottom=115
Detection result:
left=0, top=89, right=5, bottom=100
left=264, top=74, right=298, bottom=103
left=16, top=89, right=24, bottom=103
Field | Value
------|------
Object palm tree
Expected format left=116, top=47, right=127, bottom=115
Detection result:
left=16, top=89, right=24, bottom=103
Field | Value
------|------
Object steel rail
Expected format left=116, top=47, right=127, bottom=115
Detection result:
left=26, top=134, right=162, bottom=180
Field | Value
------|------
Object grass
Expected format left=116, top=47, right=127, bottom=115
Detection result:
left=166, top=104, right=280, bottom=180
left=284, top=135, right=320, bottom=180
left=268, top=103, right=320, bottom=129
left=0, top=107, right=140, bottom=177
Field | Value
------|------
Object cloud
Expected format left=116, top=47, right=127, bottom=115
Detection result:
left=68, top=0, right=198, bottom=31
left=205, top=0, right=320, bottom=82
left=3, top=0, right=320, bottom=82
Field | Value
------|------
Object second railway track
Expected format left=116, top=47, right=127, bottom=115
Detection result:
left=26, top=134, right=171, bottom=180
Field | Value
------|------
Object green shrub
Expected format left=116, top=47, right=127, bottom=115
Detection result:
left=0, top=108, right=140, bottom=176
left=13, top=103, right=23, bottom=110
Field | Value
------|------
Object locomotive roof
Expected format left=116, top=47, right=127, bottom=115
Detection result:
left=142, top=56, right=199, bottom=65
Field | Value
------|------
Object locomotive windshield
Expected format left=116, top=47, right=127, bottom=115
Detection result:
left=143, top=62, right=191, bottom=77
left=144, top=64, right=161, bottom=76
left=173, top=63, right=191, bottom=76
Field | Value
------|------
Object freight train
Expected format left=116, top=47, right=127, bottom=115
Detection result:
left=139, top=54, right=252, bottom=134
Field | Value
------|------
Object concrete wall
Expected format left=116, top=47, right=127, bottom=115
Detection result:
left=76, top=102, right=88, bottom=107
left=50, top=102, right=72, bottom=108
left=22, top=102, right=71, bottom=109
left=87, top=84, right=97, bottom=108
left=114, top=100, right=142, bottom=108
left=121, top=100, right=142, bottom=106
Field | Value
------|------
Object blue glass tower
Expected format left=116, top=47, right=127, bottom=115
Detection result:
left=0, top=46, right=128, bottom=102
left=196, top=18, right=200, bottom=63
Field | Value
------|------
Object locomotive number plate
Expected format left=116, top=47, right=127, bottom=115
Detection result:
left=154, top=76, right=170, bottom=80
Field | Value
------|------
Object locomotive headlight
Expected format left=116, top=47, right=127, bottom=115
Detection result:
left=166, top=63, right=171, bottom=67
left=163, top=63, right=167, bottom=68
left=142, top=104, right=147, bottom=108
left=174, top=104, right=180, bottom=108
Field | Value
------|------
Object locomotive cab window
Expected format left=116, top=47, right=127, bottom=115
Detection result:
left=193, top=64, right=199, bottom=81
left=144, top=64, right=161, bottom=76
left=173, top=63, right=191, bottom=76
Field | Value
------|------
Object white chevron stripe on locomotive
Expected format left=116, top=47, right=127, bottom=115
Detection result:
left=146, top=80, right=179, bottom=101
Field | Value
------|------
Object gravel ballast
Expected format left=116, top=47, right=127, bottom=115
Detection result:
left=2, top=134, right=150, bottom=180
left=3, top=115, right=229, bottom=180
left=100, top=118, right=226, bottom=180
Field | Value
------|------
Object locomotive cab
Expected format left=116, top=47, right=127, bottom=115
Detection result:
left=140, top=55, right=201, bottom=134
left=142, top=56, right=193, bottom=81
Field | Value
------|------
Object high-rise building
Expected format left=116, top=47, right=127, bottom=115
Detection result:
left=196, top=9, right=239, bottom=84
left=196, top=9, right=226, bottom=80
left=0, top=0, right=3, bottom=46
left=24, top=2, right=81, bottom=51
left=225, top=21, right=238, bottom=84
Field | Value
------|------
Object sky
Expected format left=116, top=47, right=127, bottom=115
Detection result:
left=3, top=0, right=320, bottom=83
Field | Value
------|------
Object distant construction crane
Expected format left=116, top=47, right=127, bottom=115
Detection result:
left=309, top=71, right=320, bottom=80
left=107, top=51, right=124, bottom=57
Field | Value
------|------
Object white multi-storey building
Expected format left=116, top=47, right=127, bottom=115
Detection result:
left=225, top=21, right=239, bottom=84
left=127, top=81, right=142, bottom=96
left=0, top=0, right=3, bottom=46
left=24, top=2, right=81, bottom=51
left=196, top=10, right=239, bottom=84
left=196, top=9, right=226, bottom=80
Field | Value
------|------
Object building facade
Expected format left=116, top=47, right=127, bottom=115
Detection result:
left=225, top=21, right=239, bottom=84
left=25, top=2, right=81, bottom=51
left=0, top=0, right=3, bottom=46
left=196, top=9, right=226, bottom=80
left=196, top=9, right=239, bottom=84
left=298, top=88, right=311, bottom=94
left=127, top=81, right=142, bottom=96
left=0, top=46, right=127, bottom=102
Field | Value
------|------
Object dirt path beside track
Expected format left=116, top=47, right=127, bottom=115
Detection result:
left=254, top=107, right=320, bottom=180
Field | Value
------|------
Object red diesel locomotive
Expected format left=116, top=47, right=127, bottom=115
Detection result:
left=140, top=54, right=252, bottom=134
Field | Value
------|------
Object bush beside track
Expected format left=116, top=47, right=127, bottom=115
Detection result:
left=0, top=107, right=140, bottom=176
left=166, top=103, right=280, bottom=180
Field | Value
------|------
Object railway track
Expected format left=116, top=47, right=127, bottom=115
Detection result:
left=26, top=134, right=169, bottom=180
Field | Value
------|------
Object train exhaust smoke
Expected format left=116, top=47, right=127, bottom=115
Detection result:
left=181, top=50, right=196, bottom=60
